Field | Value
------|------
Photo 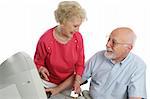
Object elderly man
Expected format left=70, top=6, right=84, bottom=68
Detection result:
left=82, top=27, right=147, bottom=99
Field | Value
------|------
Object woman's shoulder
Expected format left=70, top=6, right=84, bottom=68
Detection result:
left=74, top=32, right=82, bottom=37
left=74, top=32, right=83, bottom=42
left=39, top=27, right=55, bottom=42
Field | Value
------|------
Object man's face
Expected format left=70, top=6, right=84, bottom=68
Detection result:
left=105, top=31, right=131, bottom=62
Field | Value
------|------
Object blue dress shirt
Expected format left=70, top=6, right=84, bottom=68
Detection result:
left=82, top=50, right=147, bottom=99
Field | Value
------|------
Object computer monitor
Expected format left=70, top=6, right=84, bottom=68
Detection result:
left=0, top=52, right=47, bottom=99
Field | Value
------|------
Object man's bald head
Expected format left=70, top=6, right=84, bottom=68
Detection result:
left=105, top=27, right=137, bottom=63
left=111, top=27, right=137, bottom=45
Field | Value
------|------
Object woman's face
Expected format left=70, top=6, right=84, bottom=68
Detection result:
left=61, top=17, right=82, bottom=38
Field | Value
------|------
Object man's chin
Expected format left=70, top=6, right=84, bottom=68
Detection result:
left=104, top=51, right=115, bottom=60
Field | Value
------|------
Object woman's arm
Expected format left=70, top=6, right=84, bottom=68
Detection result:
left=45, top=74, right=75, bottom=95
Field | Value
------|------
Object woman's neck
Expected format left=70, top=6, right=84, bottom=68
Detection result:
left=54, top=26, right=71, bottom=44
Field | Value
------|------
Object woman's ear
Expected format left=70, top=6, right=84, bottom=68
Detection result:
left=60, top=24, right=64, bottom=29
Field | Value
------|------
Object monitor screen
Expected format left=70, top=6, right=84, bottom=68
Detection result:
left=0, top=52, right=47, bottom=99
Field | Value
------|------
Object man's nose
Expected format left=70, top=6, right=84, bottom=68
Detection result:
left=106, top=40, right=112, bottom=48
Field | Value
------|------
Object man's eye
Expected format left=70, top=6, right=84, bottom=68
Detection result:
left=74, top=25, right=79, bottom=28
left=112, top=41, right=116, bottom=45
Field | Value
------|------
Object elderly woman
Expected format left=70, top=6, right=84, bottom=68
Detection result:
left=34, top=1, right=86, bottom=98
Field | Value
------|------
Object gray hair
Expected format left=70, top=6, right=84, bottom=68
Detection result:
left=54, top=1, right=86, bottom=24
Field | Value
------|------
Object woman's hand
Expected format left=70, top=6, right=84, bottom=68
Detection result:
left=73, top=80, right=81, bottom=94
left=45, top=87, right=60, bottom=95
left=39, top=66, right=50, bottom=81
left=73, top=74, right=82, bottom=94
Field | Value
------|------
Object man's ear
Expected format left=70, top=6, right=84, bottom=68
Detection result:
left=127, top=44, right=133, bottom=50
left=124, top=44, right=133, bottom=50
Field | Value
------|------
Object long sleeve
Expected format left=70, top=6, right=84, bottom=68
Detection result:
left=34, top=39, right=48, bottom=70
left=75, top=33, right=85, bottom=76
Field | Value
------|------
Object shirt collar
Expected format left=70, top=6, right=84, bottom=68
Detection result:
left=110, top=52, right=131, bottom=66
left=121, top=52, right=131, bottom=64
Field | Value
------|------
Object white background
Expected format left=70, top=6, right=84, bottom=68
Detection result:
left=0, top=0, right=149, bottom=98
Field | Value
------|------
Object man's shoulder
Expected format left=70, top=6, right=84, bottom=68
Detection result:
left=94, top=50, right=105, bottom=57
left=89, top=50, right=106, bottom=61
left=130, top=52, right=146, bottom=69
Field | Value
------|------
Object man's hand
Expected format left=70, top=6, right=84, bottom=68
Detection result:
left=39, top=66, right=49, bottom=81
left=129, top=97, right=142, bottom=99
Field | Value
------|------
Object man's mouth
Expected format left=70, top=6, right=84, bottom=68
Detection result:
left=106, top=48, right=113, bottom=52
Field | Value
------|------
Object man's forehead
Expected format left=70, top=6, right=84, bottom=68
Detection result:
left=109, top=32, right=126, bottom=42
left=111, top=28, right=133, bottom=36
left=109, top=36, right=119, bottom=41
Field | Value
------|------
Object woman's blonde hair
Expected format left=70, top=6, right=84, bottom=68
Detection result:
left=54, top=1, right=86, bottom=24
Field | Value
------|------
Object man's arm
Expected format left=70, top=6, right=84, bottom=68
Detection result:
left=128, top=60, right=147, bottom=99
